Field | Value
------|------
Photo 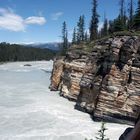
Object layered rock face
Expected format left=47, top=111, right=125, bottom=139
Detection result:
left=50, top=35, right=140, bottom=125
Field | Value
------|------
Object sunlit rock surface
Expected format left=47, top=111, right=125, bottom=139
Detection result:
left=50, top=35, right=140, bottom=125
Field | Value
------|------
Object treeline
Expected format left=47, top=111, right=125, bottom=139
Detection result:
left=98, top=0, right=140, bottom=38
left=0, top=42, right=56, bottom=62
left=61, top=0, right=140, bottom=52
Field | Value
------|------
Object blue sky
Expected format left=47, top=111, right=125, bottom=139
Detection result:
left=0, top=0, right=137, bottom=43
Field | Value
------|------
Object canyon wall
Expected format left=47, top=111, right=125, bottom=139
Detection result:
left=50, top=35, right=140, bottom=125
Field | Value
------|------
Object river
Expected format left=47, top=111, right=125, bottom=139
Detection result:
left=0, top=61, right=129, bottom=140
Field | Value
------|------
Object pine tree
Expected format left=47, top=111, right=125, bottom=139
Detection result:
left=72, top=27, right=77, bottom=44
left=113, top=16, right=123, bottom=32
left=120, top=0, right=125, bottom=19
left=81, top=15, right=85, bottom=41
left=133, top=0, right=140, bottom=29
left=90, top=0, right=99, bottom=41
left=96, top=122, right=109, bottom=140
left=128, top=0, right=134, bottom=29
left=102, top=18, right=108, bottom=37
left=99, top=12, right=108, bottom=38
left=120, top=0, right=127, bottom=26
left=113, top=0, right=127, bottom=32
left=114, top=5, right=127, bottom=31
left=84, top=31, right=89, bottom=42
left=108, top=20, right=114, bottom=34
left=105, top=19, right=108, bottom=35
left=85, top=122, right=109, bottom=140
left=123, top=10, right=128, bottom=30
left=98, top=28, right=103, bottom=38
left=77, top=15, right=85, bottom=44
left=61, top=21, right=68, bottom=55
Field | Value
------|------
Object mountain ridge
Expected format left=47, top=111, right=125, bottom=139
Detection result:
left=22, top=42, right=60, bottom=51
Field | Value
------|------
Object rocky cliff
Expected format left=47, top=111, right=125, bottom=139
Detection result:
left=50, top=35, right=140, bottom=125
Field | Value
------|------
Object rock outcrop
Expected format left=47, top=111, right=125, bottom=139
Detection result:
left=50, top=35, right=140, bottom=125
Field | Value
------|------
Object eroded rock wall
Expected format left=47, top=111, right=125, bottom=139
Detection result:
left=50, top=36, right=140, bottom=125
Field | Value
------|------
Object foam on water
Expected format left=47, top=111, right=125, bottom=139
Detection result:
left=0, top=61, right=129, bottom=140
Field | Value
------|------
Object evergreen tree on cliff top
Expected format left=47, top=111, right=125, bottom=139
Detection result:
left=114, top=0, right=127, bottom=31
left=90, top=0, right=99, bottom=41
left=72, top=27, right=77, bottom=44
left=61, top=21, right=68, bottom=55
left=128, top=0, right=134, bottom=29
left=84, top=31, right=89, bottom=42
left=103, top=18, right=108, bottom=36
left=133, top=0, right=140, bottom=29
left=77, top=15, right=85, bottom=43
left=100, top=14, right=108, bottom=37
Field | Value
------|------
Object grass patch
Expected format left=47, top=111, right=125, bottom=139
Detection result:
left=113, top=31, right=140, bottom=36
left=69, top=31, right=140, bottom=53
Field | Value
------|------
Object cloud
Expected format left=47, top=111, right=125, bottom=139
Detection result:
left=0, top=8, right=25, bottom=31
left=0, top=8, right=46, bottom=32
left=25, top=16, right=46, bottom=25
left=51, top=12, right=63, bottom=21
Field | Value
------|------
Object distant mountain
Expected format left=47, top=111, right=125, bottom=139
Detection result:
left=23, top=43, right=61, bottom=51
